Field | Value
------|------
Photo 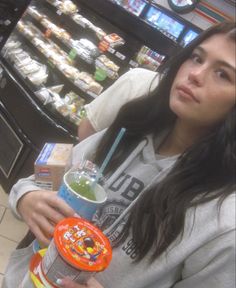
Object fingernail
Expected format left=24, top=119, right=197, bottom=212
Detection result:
left=74, top=213, right=81, bottom=218
left=56, top=279, right=63, bottom=285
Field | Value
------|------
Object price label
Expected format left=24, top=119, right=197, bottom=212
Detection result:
left=115, top=51, right=126, bottom=61
left=33, top=38, right=42, bottom=47
left=74, top=79, right=89, bottom=91
left=69, top=48, right=77, bottom=60
left=87, top=91, right=97, bottom=98
left=129, top=60, right=139, bottom=68
left=107, top=47, right=115, bottom=54
left=45, top=28, right=52, bottom=38
left=76, top=20, right=86, bottom=28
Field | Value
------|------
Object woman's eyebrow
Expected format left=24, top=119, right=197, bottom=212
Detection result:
left=194, top=46, right=205, bottom=53
left=217, top=60, right=236, bottom=74
left=194, top=46, right=236, bottom=73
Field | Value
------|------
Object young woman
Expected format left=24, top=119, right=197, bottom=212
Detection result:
left=3, top=21, right=235, bottom=288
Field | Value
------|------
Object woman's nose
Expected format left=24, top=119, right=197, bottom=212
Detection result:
left=188, top=65, right=207, bottom=86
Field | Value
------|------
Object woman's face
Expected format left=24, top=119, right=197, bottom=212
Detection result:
left=170, top=33, right=236, bottom=129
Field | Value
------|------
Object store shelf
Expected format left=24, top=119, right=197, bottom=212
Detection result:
left=25, top=14, right=115, bottom=89
left=42, top=0, right=141, bottom=72
left=0, top=55, right=78, bottom=139
left=15, top=29, right=97, bottom=102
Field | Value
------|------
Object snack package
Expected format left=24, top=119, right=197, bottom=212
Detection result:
left=27, top=64, right=48, bottom=86
left=34, top=143, right=73, bottom=190
left=136, top=46, right=166, bottom=71
left=75, top=72, right=103, bottom=95
left=35, top=88, right=54, bottom=105
left=27, top=6, right=44, bottom=21
left=103, top=33, right=125, bottom=48
left=58, top=0, right=78, bottom=15
left=95, top=55, right=120, bottom=79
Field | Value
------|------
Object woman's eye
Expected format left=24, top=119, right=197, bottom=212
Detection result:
left=190, top=53, right=202, bottom=64
left=216, top=69, right=230, bottom=81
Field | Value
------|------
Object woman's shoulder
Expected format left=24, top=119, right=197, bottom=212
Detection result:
left=126, top=67, right=157, bottom=78
left=121, top=68, right=160, bottom=97
left=218, top=192, right=235, bottom=229
left=126, top=68, right=159, bottom=86
left=72, top=130, right=106, bottom=165
left=191, top=192, right=236, bottom=234
left=183, top=192, right=235, bottom=243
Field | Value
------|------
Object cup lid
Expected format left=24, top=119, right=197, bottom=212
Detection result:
left=54, top=217, right=112, bottom=272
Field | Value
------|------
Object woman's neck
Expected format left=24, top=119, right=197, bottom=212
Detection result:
left=158, top=120, right=209, bottom=156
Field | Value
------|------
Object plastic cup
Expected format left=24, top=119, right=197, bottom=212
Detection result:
left=57, top=167, right=107, bottom=220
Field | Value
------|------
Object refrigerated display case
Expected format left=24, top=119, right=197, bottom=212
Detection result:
left=0, top=0, right=201, bottom=192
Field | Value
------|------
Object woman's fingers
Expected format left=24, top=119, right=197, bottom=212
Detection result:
left=17, top=190, right=76, bottom=244
left=56, top=277, right=86, bottom=288
left=40, top=204, right=68, bottom=225
left=34, top=215, right=55, bottom=237
left=47, top=192, right=75, bottom=218
left=57, top=277, right=104, bottom=288
left=28, top=222, right=51, bottom=246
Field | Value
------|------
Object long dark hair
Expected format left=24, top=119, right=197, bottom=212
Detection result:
left=94, top=22, right=236, bottom=262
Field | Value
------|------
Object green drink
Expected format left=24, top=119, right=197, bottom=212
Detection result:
left=70, top=177, right=96, bottom=201
left=58, top=164, right=107, bottom=220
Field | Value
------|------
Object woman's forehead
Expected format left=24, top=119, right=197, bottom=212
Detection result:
left=197, top=34, right=236, bottom=65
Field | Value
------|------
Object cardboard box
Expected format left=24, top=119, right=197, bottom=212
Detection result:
left=34, top=143, right=73, bottom=190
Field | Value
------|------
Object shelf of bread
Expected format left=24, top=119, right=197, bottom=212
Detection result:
left=16, top=20, right=104, bottom=96
left=26, top=5, right=122, bottom=80
left=2, top=35, right=86, bottom=126
left=42, top=0, right=165, bottom=72
left=43, top=0, right=128, bottom=66
left=1, top=0, right=168, bottom=129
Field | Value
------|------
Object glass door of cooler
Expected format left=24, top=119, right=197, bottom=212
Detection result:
left=0, top=0, right=32, bottom=50
left=0, top=101, right=38, bottom=193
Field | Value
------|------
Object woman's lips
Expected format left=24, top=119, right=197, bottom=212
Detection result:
left=176, top=85, right=200, bottom=103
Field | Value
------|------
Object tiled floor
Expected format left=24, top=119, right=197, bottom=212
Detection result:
left=0, top=185, right=28, bottom=287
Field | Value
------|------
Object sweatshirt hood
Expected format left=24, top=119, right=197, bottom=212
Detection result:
left=103, top=133, right=178, bottom=238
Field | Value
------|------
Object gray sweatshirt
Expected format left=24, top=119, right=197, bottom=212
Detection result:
left=3, top=131, right=236, bottom=288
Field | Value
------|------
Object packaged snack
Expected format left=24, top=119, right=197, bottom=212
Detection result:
left=136, top=46, right=166, bottom=71
left=19, top=61, right=41, bottom=75
left=94, top=28, right=107, bottom=40
left=103, top=33, right=125, bottom=48
left=59, top=0, right=78, bottom=15
left=27, top=6, right=44, bottom=21
left=3, top=39, right=21, bottom=51
left=35, top=88, right=54, bottom=105
left=34, top=143, right=73, bottom=190
left=60, top=64, right=80, bottom=81
left=70, top=39, right=99, bottom=63
left=28, top=65, right=48, bottom=86
left=72, top=14, right=93, bottom=28
left=16, top=20, right=26, bottom=32
left=46, top=0, right=61, bottom=6
left=75, top=72, right=103, bottom=95
left=95, top=54, right=120, bottom=79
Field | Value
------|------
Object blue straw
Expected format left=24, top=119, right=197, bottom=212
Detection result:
left=93, top=128, right=126, bottom=187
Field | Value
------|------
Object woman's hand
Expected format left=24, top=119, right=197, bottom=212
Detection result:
left=57, top=277, right=104, bottom=288
left=17, top=190, right=75, bottom=246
